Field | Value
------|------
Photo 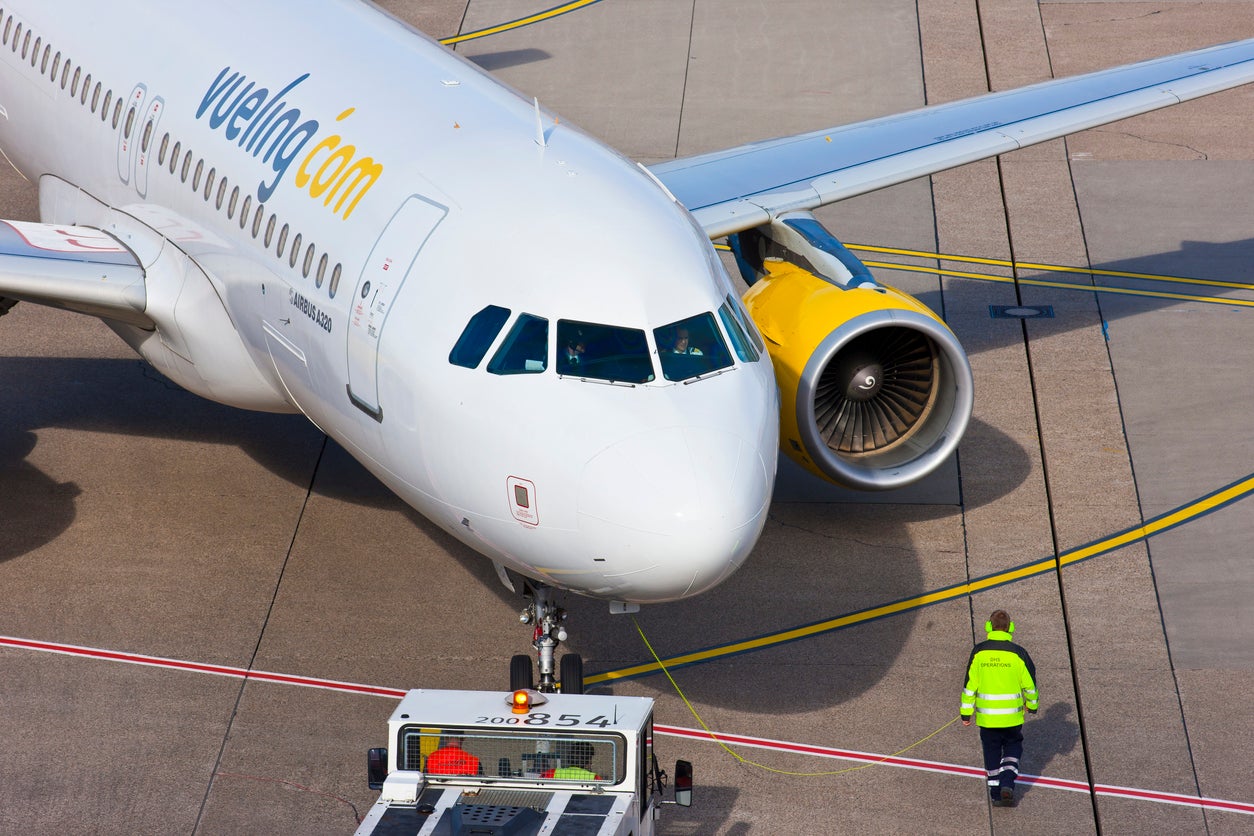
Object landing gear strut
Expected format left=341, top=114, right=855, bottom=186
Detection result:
left=513, top=583, right=582, bottom=694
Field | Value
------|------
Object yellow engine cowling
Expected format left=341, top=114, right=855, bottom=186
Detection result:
left=741, top=256, right=973, bottom=491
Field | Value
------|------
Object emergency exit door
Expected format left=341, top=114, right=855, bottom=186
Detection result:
left=346, top=195, right=447, bottom=421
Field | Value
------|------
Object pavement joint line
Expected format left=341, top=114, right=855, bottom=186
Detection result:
left=586, top=472, right=1254, bottom=684
left=1, top=634, right=1250, bottom=815
left=438, top=0, right=604, bottom=45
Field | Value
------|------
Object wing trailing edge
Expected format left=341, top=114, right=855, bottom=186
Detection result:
left=0, top=220, right=149, bottom=326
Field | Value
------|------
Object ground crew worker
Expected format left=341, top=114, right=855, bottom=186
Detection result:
left=552, top=741, right=600, bottom=780
left=425, top=735, right=481, bottom=775
left=960, top=610, right=1038, bottom=807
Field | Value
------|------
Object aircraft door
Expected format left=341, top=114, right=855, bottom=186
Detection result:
left=346, top=195, right=447, bottom=421
left=133, top=96, right=165, bottom=198
left=116, top=84, right=147, bottom=184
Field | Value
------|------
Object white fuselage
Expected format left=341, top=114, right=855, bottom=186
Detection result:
left=0, top=1, right=778, bottom=603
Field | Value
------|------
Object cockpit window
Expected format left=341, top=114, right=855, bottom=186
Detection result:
left=654, top=312, right=734, bottom=382
left=725, top=293, right=765, bottom=354
left=718, top=299, right=760, bottom=362
left=557, top=320, right=654, bottom=383
left=487, top=313, right=549, bottom=375
left=449, top=305, right=511, bottom=369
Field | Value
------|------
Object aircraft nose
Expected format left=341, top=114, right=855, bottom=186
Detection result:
left=577, top=427, right=772, bottom=603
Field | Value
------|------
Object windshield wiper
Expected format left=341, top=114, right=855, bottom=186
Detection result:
left=682, top=367, right=734, bottom=385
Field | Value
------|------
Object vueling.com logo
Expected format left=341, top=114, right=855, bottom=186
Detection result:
left=196, top=67, right=382, bottom=220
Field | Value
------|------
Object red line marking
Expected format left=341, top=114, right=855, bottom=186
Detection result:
left=656, top=724, right=1254, bottom=814
left=4, top=634, right=1252, bottom=815
left=0, top=635, right=406, bottom=698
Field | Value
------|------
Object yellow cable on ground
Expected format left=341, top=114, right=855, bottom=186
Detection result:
left=633, top=618, right=959, bottom=777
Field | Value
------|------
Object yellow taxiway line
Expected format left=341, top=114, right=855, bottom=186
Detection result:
left=589, top=473, right=1254, bottom=684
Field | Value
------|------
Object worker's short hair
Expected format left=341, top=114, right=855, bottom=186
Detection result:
left=989, top=610, right=1011, bottom=632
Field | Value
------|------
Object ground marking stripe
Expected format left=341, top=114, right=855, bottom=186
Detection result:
left=714, top=241, right=1254, bottom=304
left=861, top=259, right=1254, bottom=307
left=439, top=0, right=603, bottom=45
left=0, top=635, right=406, bottom=698
left=655, top=725, right=1254, bottom=814
left=2, top=633, right=1250, bottom=815
left=848, top=243, right=1254, bottom=291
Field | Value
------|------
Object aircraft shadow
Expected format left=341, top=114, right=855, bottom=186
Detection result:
left=0, top=351, right=1023, bottom=718
left=2, top=233, right=1246, bottom=713
left=467, top=48, right=552, bottom=72
left=0, top=356, right=324, bottom=564
left=904, top=236, right=1254, bottom=351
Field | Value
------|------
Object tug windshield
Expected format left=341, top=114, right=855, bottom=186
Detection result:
left=401, top=726, right=624, bottom=785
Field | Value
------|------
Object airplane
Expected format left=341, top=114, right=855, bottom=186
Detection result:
left=0, top=1, right=1251, bottom=692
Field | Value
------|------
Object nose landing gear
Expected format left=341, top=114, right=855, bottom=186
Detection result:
left=511, top=583, right=583, bottom=694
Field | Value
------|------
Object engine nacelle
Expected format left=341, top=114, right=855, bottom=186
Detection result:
left=731, top=213, right=973, bottom=491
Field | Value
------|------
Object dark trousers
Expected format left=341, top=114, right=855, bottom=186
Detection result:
left=979, top=725, right=1024, bottom=797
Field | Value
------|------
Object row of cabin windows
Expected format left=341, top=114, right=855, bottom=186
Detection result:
left=4, top=10, right=125, bottom=129
left=1, top=9, right=345, bottom=299
left=156, top=131, right=344, bottom=297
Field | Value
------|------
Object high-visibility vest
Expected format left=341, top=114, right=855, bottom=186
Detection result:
left=553, top=766, right=599, bottom=780
left=960, top=630, right=1038, bottom=728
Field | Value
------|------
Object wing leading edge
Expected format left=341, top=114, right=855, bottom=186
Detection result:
left=0, top=220, right=148, bottom=326
left=650, top=39, right=1254, bottom=239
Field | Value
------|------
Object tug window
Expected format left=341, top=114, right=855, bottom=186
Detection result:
left=400, top=727, right=623, bottom=786
left=450, top=305, right=511, bottom=369
left=654, top=312, right=733, bottom=382
left=487, top=314, right=548, bottom=375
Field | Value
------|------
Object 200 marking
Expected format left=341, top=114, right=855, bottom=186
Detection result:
left=475, top=713, right=613, bottom=727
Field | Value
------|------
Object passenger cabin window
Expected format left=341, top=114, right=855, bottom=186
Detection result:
left=557, top=320, right=653, bottom=383
left=450, top=305, right=511, bottom=369
left=654, top=312, right=733, bottom=381
left=487, top=313, right=548, bottom=375
left=719, top=298, right=760, bottom=362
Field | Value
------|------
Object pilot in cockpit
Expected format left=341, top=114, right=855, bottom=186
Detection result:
left=559, top=330, right=586, bottom=372
left=664, top=327, right=703, bottom=356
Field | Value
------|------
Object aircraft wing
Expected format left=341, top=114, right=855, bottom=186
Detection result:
left=0, top=220, right=149, bottom=327
left=649, top=39, right=1254, bottom=239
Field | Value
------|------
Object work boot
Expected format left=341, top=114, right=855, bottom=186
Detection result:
left=999, top=787, right=1015, bottom=807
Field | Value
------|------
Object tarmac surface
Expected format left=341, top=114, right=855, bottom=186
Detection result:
left=2, top=1, right=1254, bottom=834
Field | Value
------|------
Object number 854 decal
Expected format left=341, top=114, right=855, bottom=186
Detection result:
left=474, top=713, right=616, bottom=727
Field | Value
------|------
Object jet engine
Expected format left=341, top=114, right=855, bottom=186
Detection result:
left=729, top=212, right=973, bottom=491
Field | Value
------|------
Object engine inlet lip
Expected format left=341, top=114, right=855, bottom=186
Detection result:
left=796, top=309, right=974, bottom=491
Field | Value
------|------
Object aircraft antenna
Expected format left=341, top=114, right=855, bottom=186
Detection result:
left=534, top=97, right=547, bottom=147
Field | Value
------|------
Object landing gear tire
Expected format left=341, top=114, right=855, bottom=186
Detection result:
left=510, top=654, right=534, bottom=691
left=559, top=653, right=584, bottom=695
